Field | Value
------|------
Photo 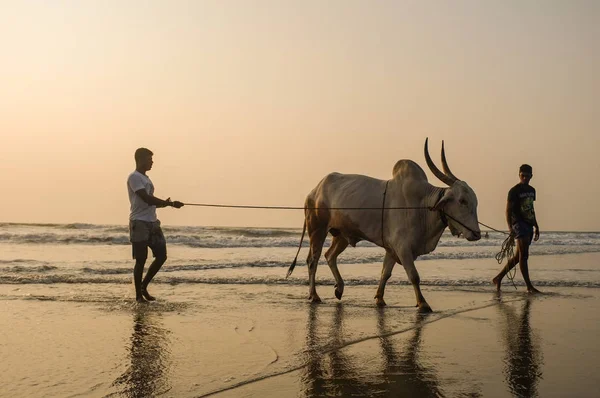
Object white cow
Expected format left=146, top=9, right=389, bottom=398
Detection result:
left=287, top=138, right=481, bottom=312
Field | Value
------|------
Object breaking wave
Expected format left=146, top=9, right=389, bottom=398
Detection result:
left=1, top=274, right=599, bottom=288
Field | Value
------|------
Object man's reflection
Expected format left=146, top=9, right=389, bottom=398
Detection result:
left=112, top=308, right=172, bottom=397
left=498, top=298, right=543, bottom=398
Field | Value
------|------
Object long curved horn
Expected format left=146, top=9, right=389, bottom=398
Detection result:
left=424, top=138, right=455, bottom=186
left=441, top=141, right=459, bottom=182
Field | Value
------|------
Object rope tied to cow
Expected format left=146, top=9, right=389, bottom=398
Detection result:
left=183, top=201, right=517, bottom=286
left=183, top=201, right=491, bottom=236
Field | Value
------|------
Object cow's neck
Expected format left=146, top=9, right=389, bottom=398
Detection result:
left=420, top=185, right=448, bottom=254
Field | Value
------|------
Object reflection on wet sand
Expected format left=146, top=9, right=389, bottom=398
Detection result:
left=498, top=298, right=543, bottom=398
left=112, top=308, right=172, bottom=397
left=301, top=304, right=445, bottom=398
left=303, top=303, right=368, bottom=396
left=376, top=309, right=443, bottom=397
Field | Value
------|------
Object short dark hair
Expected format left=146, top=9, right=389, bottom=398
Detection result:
left=519, top=164, right=533, bottom=174
left=135, top=148, right=153, bottom=163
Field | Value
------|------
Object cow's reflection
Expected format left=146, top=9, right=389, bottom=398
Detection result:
left=301, top=304, right=443, bottom=398
left=376, top=309, right=443, bottom=397
left=498, top=298, right=543, bottom=398
left=303, top=303, right=368, bottom=397
left=112, top=308, right=172, bottom=397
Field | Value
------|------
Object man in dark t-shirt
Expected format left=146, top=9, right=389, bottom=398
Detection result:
left=493, top=164, right=541, bottom=293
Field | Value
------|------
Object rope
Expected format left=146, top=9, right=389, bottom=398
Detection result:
left=183, top=203, right=430, bottom=210
left=495, top=233, right=518, bottom=289
left=381, top=181, right=389, bottom=248
left=183, top=201, right=513, bottom=282
left=183, top=202, right=482, bottom=236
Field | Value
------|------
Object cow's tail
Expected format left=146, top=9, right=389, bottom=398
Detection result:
left=287, top=219, right=307, bottom=278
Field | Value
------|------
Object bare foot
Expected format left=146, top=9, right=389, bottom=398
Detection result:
left=492, top=276, right=502, bottom=292
left=527, top=287, right=542, bottom=294
left=141, top=288, right=156, bottom=301
left=136, top=296, right=149, bottom=304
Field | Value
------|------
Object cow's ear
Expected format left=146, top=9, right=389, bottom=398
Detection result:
left=433, top=190, right=453, bottom=210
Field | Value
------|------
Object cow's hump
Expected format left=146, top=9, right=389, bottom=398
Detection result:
left=392, top=159, right=427, bottom=181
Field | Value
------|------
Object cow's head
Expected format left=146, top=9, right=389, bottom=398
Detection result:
left=424, top=138, right=481, bottom=241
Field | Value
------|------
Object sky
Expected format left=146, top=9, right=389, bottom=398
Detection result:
left=1, top=0, right=599, bottom=230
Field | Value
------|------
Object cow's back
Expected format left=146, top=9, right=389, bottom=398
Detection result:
left=305, top=172, right=387, bottom=244
left=307, top=172, right=385, bottom=209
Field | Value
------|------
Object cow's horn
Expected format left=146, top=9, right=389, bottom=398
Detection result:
left=424, top=138, right=455, bottom=186
left=441, top=141, right=459, bottom=183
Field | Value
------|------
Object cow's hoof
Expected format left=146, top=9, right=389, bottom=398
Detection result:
left=376, top=298, right=387, bottom=307
left=418, top=303, right=433, bottom=313
left=334, top=287, right=343, bottom=300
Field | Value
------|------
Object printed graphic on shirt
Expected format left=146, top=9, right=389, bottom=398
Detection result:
left=519, top=195, right=536, bottom=225
left=508, top=184, right=536, bottom=225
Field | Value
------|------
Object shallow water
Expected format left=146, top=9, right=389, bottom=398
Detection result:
left=1, top=223, right=600, bottom=288
left=2, top=223, right=600, bottom=397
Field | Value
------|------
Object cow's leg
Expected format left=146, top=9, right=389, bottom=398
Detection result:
left=307, top=227, right=327, bottom=303
left=325, top=236, right=349, bottom=300
left=399, top=254, right=432, bottom=313
left=374, top=251, right=396, bottom=307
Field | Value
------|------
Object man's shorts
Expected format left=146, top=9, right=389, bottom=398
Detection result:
left=129, top=220, right=167, bottom=259
left=512, top=221, right=534, bottom=242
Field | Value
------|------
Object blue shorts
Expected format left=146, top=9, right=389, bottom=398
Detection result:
left=512, top=221, right=534, bottom=242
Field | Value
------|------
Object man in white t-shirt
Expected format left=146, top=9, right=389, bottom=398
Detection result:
left=127, top=147, right=184, bottom=302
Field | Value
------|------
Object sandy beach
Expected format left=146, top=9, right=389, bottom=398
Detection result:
left=2, top=278, right=600, bottom=397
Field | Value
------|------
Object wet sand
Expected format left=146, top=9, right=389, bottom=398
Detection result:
left=2, top=281, right=599, bottom=398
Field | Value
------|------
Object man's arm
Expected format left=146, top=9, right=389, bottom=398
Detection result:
left=135, top=190, right=183, bottom=208
left=533, top=212, right=540, bottom=241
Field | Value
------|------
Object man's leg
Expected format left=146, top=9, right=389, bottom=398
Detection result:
left=141, top=244, right=167, bottom=301
left=493, top=245, right=520, bottom=292
left=516, top=238, right=541, bottom=293
left=132, top=242, right=149, bottom=303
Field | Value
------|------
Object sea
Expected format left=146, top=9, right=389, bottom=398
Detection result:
left=1, top=222, right=600, bottom=290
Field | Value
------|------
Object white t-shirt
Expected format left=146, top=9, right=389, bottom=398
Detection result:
left=127, top=171, right=157, bottom=222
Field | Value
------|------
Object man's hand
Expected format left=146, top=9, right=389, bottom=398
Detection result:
left=534, top=228, right=540, bottom=242
left=164, top=197, right=184, bottom=208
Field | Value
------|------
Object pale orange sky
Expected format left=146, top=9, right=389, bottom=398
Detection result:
left=1, top=1, right=599, bottom=230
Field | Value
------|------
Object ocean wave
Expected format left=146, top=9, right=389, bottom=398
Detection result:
left=3, top=245, right=600, bottom=276
left=1, top=274, right=599, bottom=288
left=2, top=265, right=58, bottom=273
left=3, top=223, right=600, bottom=251
left=0, top=233, right=130, bottom=245
left=0, top=259, right=48, bottom=265
left=3, top=232, right=600, bottom=252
